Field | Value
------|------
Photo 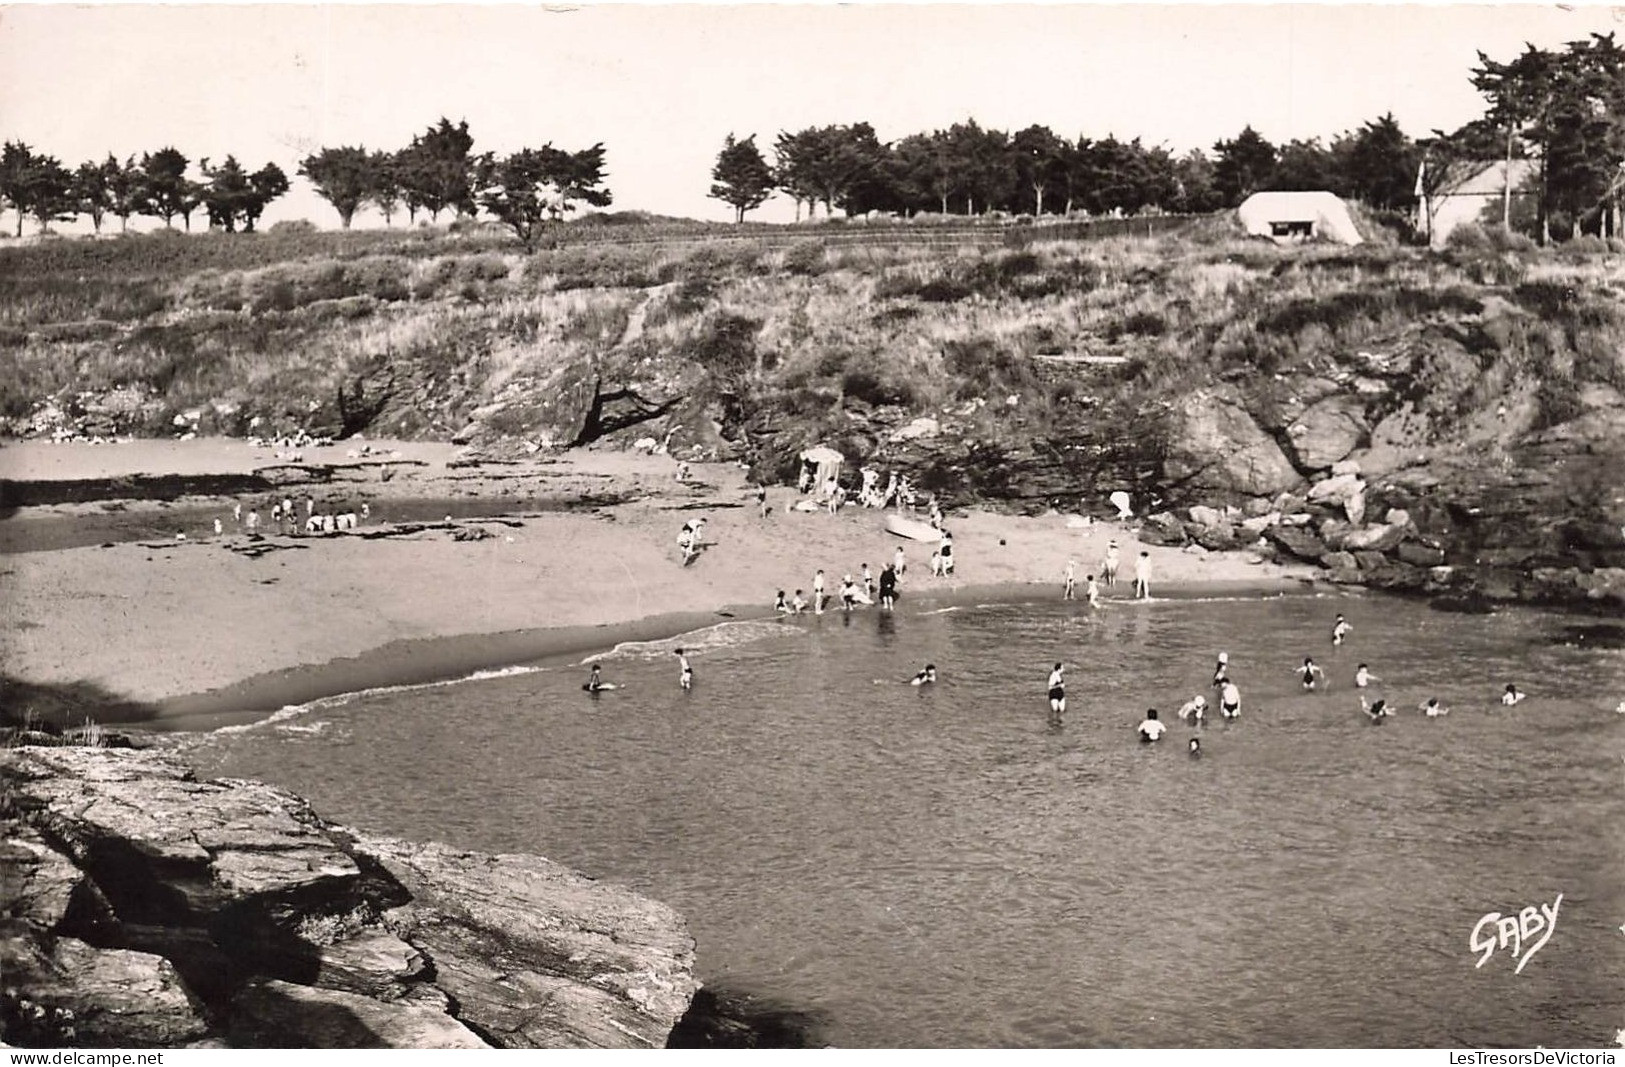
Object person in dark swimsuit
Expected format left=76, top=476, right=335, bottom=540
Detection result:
left=1048, top=663, right=1066, bottom=714
left=1297, top=657, right=1325, bottom=691
left=878, top=564, right=897, bottom=610
left=911, top=664, right=937, bottom=686
left=583, top=665, right=608, bottom=693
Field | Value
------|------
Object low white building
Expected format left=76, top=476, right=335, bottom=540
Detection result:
left=1236, top=191, right=1363, bottom=245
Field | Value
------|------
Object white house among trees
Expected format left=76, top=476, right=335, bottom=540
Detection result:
left=1414, top=159, right=1538, bottom=247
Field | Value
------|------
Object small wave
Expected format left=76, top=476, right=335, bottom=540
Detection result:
left=275, top=720, right=330, bottom=736
left=210, top=703, right=316, bottom=736
left=207, top=664, right=555, bottom=736
left=581, top=617, right=800, bottom=664
left=920, top=606, right=962, bottom=616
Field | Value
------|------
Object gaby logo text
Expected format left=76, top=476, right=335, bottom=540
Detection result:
left=1470, top=893, right=1562, bottom=974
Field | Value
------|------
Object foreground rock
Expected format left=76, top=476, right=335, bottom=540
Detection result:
left=0, top=747, right=699, bottom=1048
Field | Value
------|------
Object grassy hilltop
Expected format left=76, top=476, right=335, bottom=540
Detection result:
left=2, top=215, right=1623, bottom=603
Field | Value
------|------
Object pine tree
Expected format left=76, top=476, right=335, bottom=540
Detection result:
left=709, top=134, right=774, bottom=222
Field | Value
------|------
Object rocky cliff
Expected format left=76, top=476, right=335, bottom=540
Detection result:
left=6, top=226, right=1622, bottom=610
left=0, top=746, right=699, bottom=1048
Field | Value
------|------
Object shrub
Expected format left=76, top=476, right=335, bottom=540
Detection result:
left=268, top=219, right=319, bottom=237
left=782, top=240, right=826, bottom=277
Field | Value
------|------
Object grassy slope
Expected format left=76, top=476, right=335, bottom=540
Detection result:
left=3, top=219, right=1624, bottom=512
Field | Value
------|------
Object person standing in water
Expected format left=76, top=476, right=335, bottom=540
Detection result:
left=862, top=563, right=875, bottom=600
left=1419, top=697, right=1449, bottom=717
left=1353, top=664, right=1381, bottom=689
left=1138, top=709, right=1167, bottom=742
left=893, top=545, right=907, bottom=578
left=1501, top=684, right=1527, bottom=706
left=1063, top=560, right=1077, bottom=601
left=1188, top=737, right=1202, bottom=758
left=675, top=648, right=693, bottom=691
left=1048, top=663, right=1067, bottom=715
left=878, top=565, right=897, bottom=610
left=812, top=570, right=826, bottom=614
left=1102, top=541, right=1121, bottom=587
left=1296, top=657, right=1326, bottom=691
left=1332, top=614, right=1353, bottom=646
left=1178, top=694, right=1208, bottom=723
left=1212, top=652, right=1231, bottom=687
left=1086, top=574, right=1102, bottom=608
left=1133, top=551, right=1152, bottom=600
left=1219, top=680, right=1242, bottom=719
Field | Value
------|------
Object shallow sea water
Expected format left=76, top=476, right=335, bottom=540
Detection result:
left=187, top=592, right=1625, bottom=1048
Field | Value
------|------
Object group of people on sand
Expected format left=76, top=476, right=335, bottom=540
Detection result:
left=1063, top=540, right=1154, bottom=604
left=220, top=497, right=370, bottom=538
left=676, top=518, right=707, bottom=564
left=775, top=546, right=913, bottom=616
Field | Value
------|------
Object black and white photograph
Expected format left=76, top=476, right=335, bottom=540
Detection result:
left=1, top=1, right=1622, bottom=1052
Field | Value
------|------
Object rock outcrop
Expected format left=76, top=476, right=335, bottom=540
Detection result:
left=0, top=747, right=699, bottom=1049
left=1163, top=386, right=1302, bottom=497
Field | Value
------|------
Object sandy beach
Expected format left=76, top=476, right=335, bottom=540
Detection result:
left=0, top=438, right=1317, bottom=723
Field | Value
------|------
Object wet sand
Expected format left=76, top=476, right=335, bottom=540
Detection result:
left=0, top=438, right=1319, bottom=725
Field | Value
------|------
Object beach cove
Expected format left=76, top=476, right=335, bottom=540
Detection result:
left=4, top=439, right=1624, bottom=1048
left=0, top=438, right=1316, bottom=722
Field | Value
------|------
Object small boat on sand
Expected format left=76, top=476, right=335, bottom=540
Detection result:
left=885, top=513, right=942, bottom=543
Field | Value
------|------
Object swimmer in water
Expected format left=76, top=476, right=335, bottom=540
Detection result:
left=1362, top=696, right=1391, bottom=722
left=910, top=664, right=937, bottom=686
left=1188, top=737, right=1202, bottom=758
left=582, top=665, right=614, bottom=693
left=1501, top=684, right=1526, bottom=706
left=1085, top=574, right=1101, bottom=609
left=1219, top=680, right=1242, bottom=719
left=1296, top=657, right=1326, bottom=691
left=1332, top=614, right=1352, bottom=646
left=1212, top=652, right=1230, bottom=687
left=1137, top=708, right=1167, bottom=742
left=1047, top=663, right=1067, bottom=715
left=1353, top=663, right=1381, bottom=689
left=1177, top=694, right=1208, bottom=723
left=675, top=648, right=693, bottom=691
left=1419, top=697, right=1449, bottom=717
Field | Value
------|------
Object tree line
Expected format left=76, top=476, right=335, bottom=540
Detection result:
left=709, top=117, right=1423, bottom=224
left=295, top=118, right=610, bottom=246
left=0, top=117, right=611, bottom=247
left=0, top=144, right=288, bottom=237
left=711, top=31, right=1625, bottom=244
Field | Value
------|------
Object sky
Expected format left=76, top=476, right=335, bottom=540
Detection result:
left=3, top=2, right=1624, bottom=229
